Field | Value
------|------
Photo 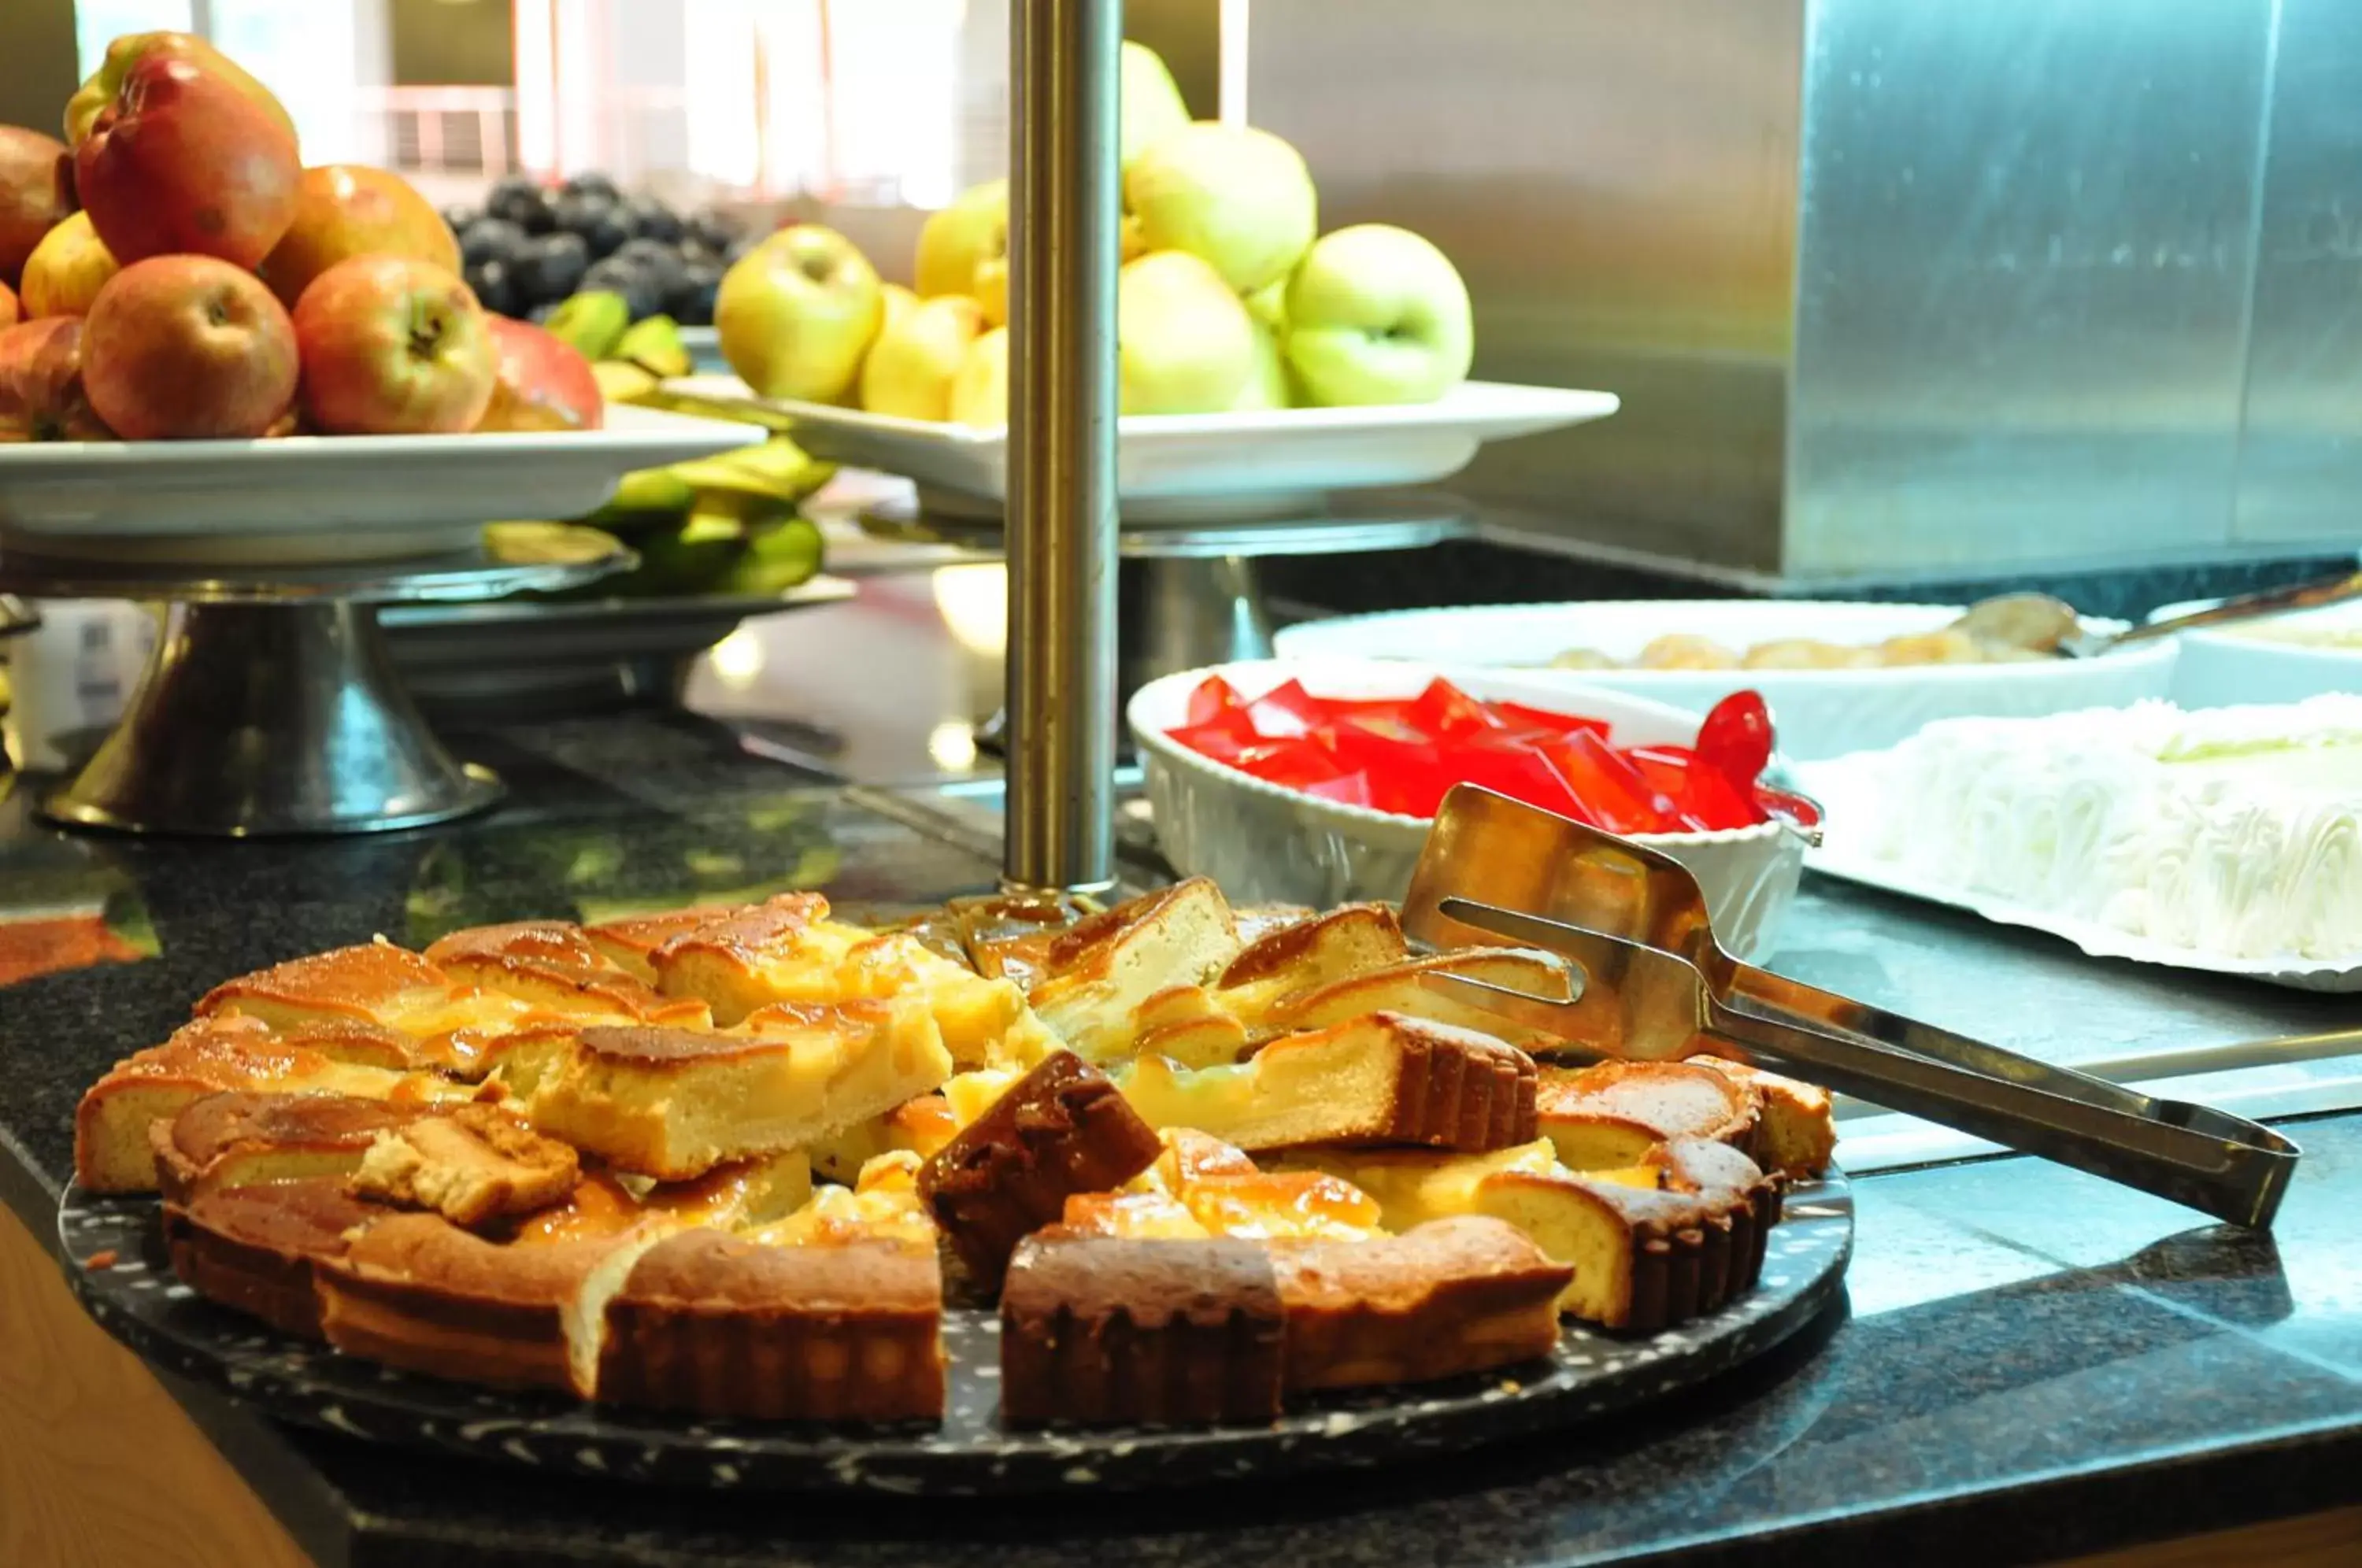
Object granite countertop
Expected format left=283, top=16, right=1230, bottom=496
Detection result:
left=3, top=605, right=2360, bottom=1565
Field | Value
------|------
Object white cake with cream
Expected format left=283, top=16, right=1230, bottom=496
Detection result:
left=1818, top=695, right=2362, bottom=960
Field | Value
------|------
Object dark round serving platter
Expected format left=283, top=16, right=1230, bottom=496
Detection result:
left=60, top=1173, right=1851, bottom=1496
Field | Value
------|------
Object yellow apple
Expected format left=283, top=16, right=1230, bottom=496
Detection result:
left=715, top=223, right=884, bottom=405
left=1246, top=278, right=1287, bottom=332
left=880, top=282, right=919, bottom=329
left=1124, top=123, right=1316, bottom=296
left=861, top=293, right=986, bottom=420
left=915, top=179, right=1005, bottom=299
left=20, top=211, right=118, bottom=317
left=949, top=326, right=1009, bottom=427
left=1233, top=318, right=1293, bottom=411
left=1118, top=250, right=1256, bottom=415
left=974, top=252, right=1008, bottom=328
left=1283, top=224, right=1472, bottom=406
left=1120, top=41, right=1191, bottom=168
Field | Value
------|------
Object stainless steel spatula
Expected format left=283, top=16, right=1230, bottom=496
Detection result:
left=1401, top=785, right=2301, bottom=1229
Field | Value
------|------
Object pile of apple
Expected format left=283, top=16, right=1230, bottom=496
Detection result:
left=0, top=31, right=605, bottom=445
left=714, top=43, right=1473, bottom=423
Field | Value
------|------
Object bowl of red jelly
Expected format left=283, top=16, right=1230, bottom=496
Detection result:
left=1127, top=660, right=1820, bottom=960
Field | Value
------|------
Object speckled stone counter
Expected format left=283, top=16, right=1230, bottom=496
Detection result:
left=3, top=703, right=2360, bottom=1567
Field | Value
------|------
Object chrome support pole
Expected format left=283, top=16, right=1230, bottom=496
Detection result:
left=1003, top=0, right=1123, bottom=894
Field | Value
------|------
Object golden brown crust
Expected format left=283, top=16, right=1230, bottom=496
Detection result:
left=598, top=1230, right=944, bottom=1421
left=150, top=1091, right=435, bottom=1207
left=1598, top=1138, right=1781, bottom=1333
left=919, top=1051, right=1164, bottom=1292
left=571, top=1023, right=787, bottom=1068
left=163, top=1177, right=389, bottom=1339
left=314, top=1213, right=645, bottom=1394
left=1268, top=1217, right=1570, bottom=1389
left=1215, top=903, right=1403, bottom=991
left=999, top=1232, right=1283, bottom=1426
left=645, top=893, right=830, bottom=971
left=75, top=1018, right=468, bottom=1193
left=581, top=908, right=721, bottom=982
left=1690, top=1057, right=1835, bottom=1179
left=1537, top=1060, right=1760, bottom=1168
left=348, top=1104, right=582, bottom=1226
left=194, top=941, right=449, bottom=1023
left=1369, top=1015, right=1539, bottom=1149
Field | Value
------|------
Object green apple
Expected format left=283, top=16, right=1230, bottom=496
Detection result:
left=1120, top=41, right=1191, bottom=168
left=861, top=293, right=987, bottom=420
left=1283, top=224, right=1472, bottom=406
left=949, top=326, right=1009, bottom=427
left=715, top=224, right=884, bottom=405
left=1118, top=250, right=1256, bottom=415
left=1245, top=278, right=1287, bottom=332
left=913, top=179, right=1005, bottom=301
left=1124, top=123, right=1316, bottom=295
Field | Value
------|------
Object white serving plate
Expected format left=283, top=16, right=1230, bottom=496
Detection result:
left=0, top=404, right=761, bottom=568
left=1127, top=658, right=1811, bottom=961
left=665, top=375, right=1617, bottom=525
left=1275, top=600, right=2179, bottom=762
left=1795, top=757, right=2362, bottom=993
left=2153, top=596, right=2362, bottom=710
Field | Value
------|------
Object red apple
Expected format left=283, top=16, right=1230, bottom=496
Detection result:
left=261, top=165, right=459, bottom=308
left=81, top=255, right=297, bottom=439
left=476, top=316, right=605, bottom=432
left=67, top=33, right=298, bottom=150
left=0, top=126, right=75, bottom=288
left=75, top=54, right=300, bottom=269
left=0, top=316, right=113, bottom=442
left=0, top=279, right=17, bottom=328
left=294, top=255, right=495, bottom=435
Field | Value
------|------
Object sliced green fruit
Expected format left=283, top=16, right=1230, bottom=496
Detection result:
left=544, top=290, right=631, bottom=360
left=589, top=466, right=697, bottom=525
left=720, top=516, right=824, bottom=595
left=631, top=507, right=750, bottom=594
left=591, top=360, right=660, bottom=405
left=668, top=435, right=833, bottom=504
left=483, top=520, right=626, bottom=566
left=615, top=314, right=691, bottom=379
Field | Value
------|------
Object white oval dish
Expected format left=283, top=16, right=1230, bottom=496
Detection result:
left=2153, top=597, right=2362, bottom=710
left=1273, top=600, right=2179, bottom=762
left=1127, top=659, right=1810, bottom=961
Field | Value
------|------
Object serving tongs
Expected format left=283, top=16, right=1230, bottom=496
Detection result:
left=1399, top=785, right=2301, bottom=1230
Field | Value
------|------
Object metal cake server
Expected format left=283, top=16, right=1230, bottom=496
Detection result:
left=1400, top=785, right=2301, bottom=1229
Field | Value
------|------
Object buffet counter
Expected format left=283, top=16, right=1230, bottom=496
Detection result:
left=2, top=678, right=2359, bottom=1568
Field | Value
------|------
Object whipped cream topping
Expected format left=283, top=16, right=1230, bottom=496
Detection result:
left=1827, top=695, right=2362, bottom=960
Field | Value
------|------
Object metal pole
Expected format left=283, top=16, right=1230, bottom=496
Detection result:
left=1003, top=0, right=1123, bottom=893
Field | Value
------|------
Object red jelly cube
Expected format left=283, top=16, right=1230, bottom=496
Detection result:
left=1185, top=675, right=1248, bottom=727
left=1235, top=737, right=1346, bottom=792
left=1245, top=679, right=1328, bottom=739
left=1168, top=719, right=1258, bottom=766
left=1405, top=679, right=1502, bottom=740
left=1536, top=730, right=1683, bottom=835
left=1490, top=701, right=1610, bottom=740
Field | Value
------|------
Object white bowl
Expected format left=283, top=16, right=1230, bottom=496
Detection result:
left=1272, top=600, right=2179, bottom=762
left=1127, top=659, right=1809, bottom=961
left=664, top=376, right=1618, bottom=527
left=2153, top=597, right=2362, bottom=709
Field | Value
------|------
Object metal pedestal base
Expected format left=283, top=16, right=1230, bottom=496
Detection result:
left=46, top=601, right=503, bottom=838
left=1, top=543, right=628, bottom=838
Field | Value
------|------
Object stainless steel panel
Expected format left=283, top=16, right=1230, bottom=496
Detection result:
left=1785, top=0, right=2275, bottom=577
left=2235, top=0, right=2362, bottom=547
left=1245, top=0, right=1803, bottom=571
